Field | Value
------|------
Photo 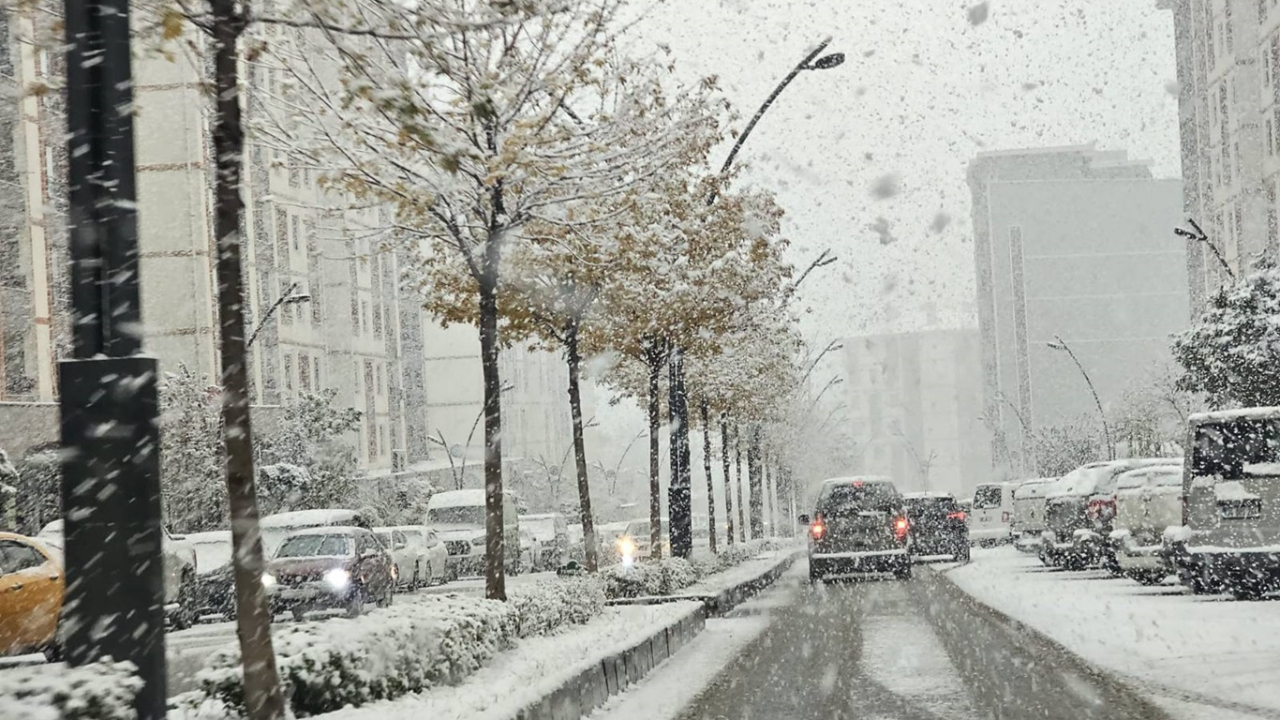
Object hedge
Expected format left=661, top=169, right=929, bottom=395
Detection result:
left=0, top=659, right=141, bottom=720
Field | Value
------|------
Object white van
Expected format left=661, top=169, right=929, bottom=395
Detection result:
left=969, top=481, right=1019, bottom=547
left=425, top=489, right=522, bottom=578
left=1010, top=477, right=1058, bottom=553
left=259, top=509, right=372, bottom=559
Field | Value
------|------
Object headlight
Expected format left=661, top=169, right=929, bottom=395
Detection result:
left=323, top=568, right=351, bottom=590
left=261, top=573, right=276, bottom=589
left=617, top=537, right=637, bottom=557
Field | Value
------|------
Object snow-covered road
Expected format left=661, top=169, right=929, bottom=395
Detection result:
left=945, top=547, right=1280, bottom=720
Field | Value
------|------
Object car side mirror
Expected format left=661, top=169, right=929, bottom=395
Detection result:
left=798, top=514, right=811, bottom=525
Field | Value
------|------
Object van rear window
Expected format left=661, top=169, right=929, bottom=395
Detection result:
left=817, top=483, right=899, bottom=514
left=973, top=486, right=1002, bottom=509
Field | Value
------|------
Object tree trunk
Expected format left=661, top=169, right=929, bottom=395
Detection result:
left=700, top=398, right=716, bottom=554
left=209, top=3, right=284, bottom=717
left=667, top=347, right=691, bottom=558
left=478, top=278, right=506, bottom=600
left=721, top=415, right=734, bottom=546
left=748, top=424, right=763, bottom=538
left=734, top=424, right=745, bottom=542
left=645, top=345, right=663, bottom=559
left=565, top=321, right=598, bottom=572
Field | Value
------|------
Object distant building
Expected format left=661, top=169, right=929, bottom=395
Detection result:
left=967, top=145, right=1187, bottom=473
left=1160, top=0, right=1277, bottom=309
left=840, top=329, right=991, bottom=496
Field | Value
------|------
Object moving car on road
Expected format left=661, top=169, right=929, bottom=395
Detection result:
left=1011, top=477, right=1057, bottom=553
left=258, top=509, right=374, bottom=559
left=376, top=526, right=426, bottom=590
left=187, top=530, right=234, bottom=620
left=801, top=476, right=911, bottom=583
left=902, top=492, right=970, bottom=562
left=1169, top=408, right=1280, bottom=599
left=37, top=519, right=199, bottom=629
left=265, top=526, right=394, bottom=620
left=616, top=517, right=669, bottom=564
left=521, top=513, right=569, bottom=571
left=969, top=481, right=1019, bottom=547
left=1110, top=464, right=1183, bottom=585
left=0, top=532, right=62, bottom=660
left=427, top=489, right=522, bottom=578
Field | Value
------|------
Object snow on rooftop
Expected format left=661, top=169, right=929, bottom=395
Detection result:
left=1189, top=406, right=1280, bottom=423
left=427, top=489, right=486, bottom=508
left=821, top=475, right=894, bottom=485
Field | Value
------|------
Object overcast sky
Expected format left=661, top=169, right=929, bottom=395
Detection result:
left=631, top=0, right=1180, bottom=343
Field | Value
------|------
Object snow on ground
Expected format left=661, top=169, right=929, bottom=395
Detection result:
left=321, top=601, right=702, bottom=720
left=946, top=547, right=1280, bottom=719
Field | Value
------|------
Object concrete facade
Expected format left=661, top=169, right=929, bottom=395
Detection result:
left=968, top=146, right=1188, bottom=473
left=1161, top=0, right=1280, bottom=309
left=840, top=329, right=992, bottom=497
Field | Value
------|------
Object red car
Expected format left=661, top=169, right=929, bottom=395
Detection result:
left=265, top=526, right=395, bottom=620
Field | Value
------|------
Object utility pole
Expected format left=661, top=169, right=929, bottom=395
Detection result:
left=59, top=0, right=166, bottom=716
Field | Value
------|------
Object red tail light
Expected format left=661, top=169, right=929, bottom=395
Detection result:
left=810, top=516, right=826, bottom=540
left=893, top=517, right=909, bottom=540
left=947, top=511, right=967, bottom=521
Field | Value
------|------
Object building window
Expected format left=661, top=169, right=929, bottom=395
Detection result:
left=1270, top=119, right=1276, bottom=156
left=362, top=300, right=370, bottom=334
left=299, top=354, right=312, bottom=392
left=373, top=302, right=383, bottom=339
left=375, top=363, right=382, bottom=396
left=284, top=354, right=293, bottom=392
left=314, top=358, right=322, bottom=390
left=275, top=208, right=290, bottom=267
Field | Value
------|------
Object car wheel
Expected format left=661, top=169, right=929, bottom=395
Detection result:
left=291, top=607, right=306, bottom=622
left=42, top=641, right=63, bottom=663
left=171, top=572, right=197, bottom=630
left=956, top=546, right=971, bottom=563
left=376, top=579, right=394, bottom=608
left=1134, top=571, right=1165, bottom=586
left=346, top=591, right=364, bottom=618
left=894, top=564, right=913, bottom=581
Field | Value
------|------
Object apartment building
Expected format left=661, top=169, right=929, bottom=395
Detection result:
left=1161, top=0, right=1280, bottom=308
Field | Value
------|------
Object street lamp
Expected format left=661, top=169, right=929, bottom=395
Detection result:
left=1046, top=335, right=1114, bottom=461
left=246, top=281, right=312, bottom=349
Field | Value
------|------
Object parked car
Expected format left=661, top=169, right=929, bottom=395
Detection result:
left=1010, top=477, right=1057, bottom=553
left=259, top=509, right=374, bottom=559
left=1168, top=408, right=1280, bottom=599
left=902, top=492, right=970, bottom=562
left=186, top=530, right=234, bottom=620
left=376, top=527, right=426, bottom=590
left=37, top=519, right=198, bottom=629
left=0, top=532, right=63, bottom=660
left=616, top=517, right=669, bottom=563
left=970, top=481, right=1020, bottom=547
left=1042, top=458, right=1179, bottom=570
left=1110, top=464, right=1183, bottom=585
left=265, top=526, right=394, bottom=620
left=801, top=476, right=911, bottom=583
left=426, top=489, right=522, bottom=578
left=521, top=513, right=569, bottom=571
left=377, top=525, right=448, bottom=588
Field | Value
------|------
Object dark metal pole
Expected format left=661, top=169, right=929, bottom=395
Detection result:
left=1051, top=336, right=1114, bottom=461
left=60, top=0, right=166, bottom=716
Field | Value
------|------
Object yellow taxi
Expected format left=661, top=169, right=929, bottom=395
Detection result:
left=0, top=531, right=63, bottom=659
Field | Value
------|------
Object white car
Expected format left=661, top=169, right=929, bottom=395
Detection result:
left=1010, top=477, right=1058, bottom=553
left=376, top=525, right=448, bottom=589
left=37, top=519, right=199, bottom=628
left=969, top=481, right=1020, bottom=547
left=1111, top=464, right=1183, bottom=585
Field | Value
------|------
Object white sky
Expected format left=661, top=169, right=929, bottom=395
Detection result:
left=630, top=0, right=1180, bottom=343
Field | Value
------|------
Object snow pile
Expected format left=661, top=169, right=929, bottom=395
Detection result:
left=0, top=660, right=141, bottom=720
left=606, top=538, right=786, bottom=598
left=185, top=579, right=607, bottom=718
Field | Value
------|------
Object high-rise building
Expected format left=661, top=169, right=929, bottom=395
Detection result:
left=967, top=145, right=1187, bottom=473
left=1161, top=0, right=1279, bottom=310
left=840, top=329, right=991, bottom=497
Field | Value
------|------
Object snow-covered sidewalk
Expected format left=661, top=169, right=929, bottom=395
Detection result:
left=321, top=601, right=701, bottom=720
left=943, top=547, right=1280, bottom=719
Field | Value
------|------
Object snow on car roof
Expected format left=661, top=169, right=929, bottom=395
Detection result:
left=287, top=525, right=364, bottom=536
left=259, top=509, right=362, bottom=528
left=1013, top=477, right=1060, bottom=498
left=821, top=475, right=894, bottom=485
left=380, top=525, right=426, bottom=533
left=902, top=491, right=954, bottom=499
left=186, top=530, right=230, bottom=544
left=522, top=513, right=562, bottom=520
left=428, top=489, right=487, bottom=508
left=1189, top=406, right=1280, bottom=423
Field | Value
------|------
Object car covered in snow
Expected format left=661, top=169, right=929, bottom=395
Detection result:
left=264, top=526, right=394, bottom=619
left=801, top=476, right=911, bottom=582
left=1109, top=463, right=1183, bottom=585
left=969, top=481, right=1020, bottom=547
left=259, top=509, right=374, bottom=559
left=187, top=530, right=234, bottom=620
left=1040, top=458, right=1179, bottom=570
left=520, top=513, right=569, bottom=571
left=0, top=532, right=63, bottom=660
left=1010, top=477, right=1057, bottom=553
left=616, top=517, right=669, bottom=563
left=425, top=489, right=522, bottom=578
left=1168, top=408, right=1280, bottom=599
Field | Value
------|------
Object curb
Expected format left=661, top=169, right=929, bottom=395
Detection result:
left=513, top=552, right=796, bottom=720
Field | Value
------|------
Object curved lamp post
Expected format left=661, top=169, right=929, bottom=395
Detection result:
left=1046, top=335, right=1114, bottom=461
left=246, top=281, right=311, bottom=349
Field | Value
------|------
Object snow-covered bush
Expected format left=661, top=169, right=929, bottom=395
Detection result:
left=193, top=578, right=607, bottom=717
left=605, top=537, right=787, bottom=598
left=0, top=660, right=141, bottom=720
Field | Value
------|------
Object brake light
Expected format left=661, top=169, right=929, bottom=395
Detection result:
left=947, top=511, right=967, bottom=521
left=810, top=514, right=826, bottom=540
left=893, top=517, right=909, bottom=540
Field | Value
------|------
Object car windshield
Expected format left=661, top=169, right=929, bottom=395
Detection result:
left=817, top=483, right=899, bottom=514
left=276, top=534, right=352, bottom=559
left=43, top=2, right=1257, bottom=715
left=428, top=507, right=486, bottom=526
left=972, top=486, right=1002, bottom=509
